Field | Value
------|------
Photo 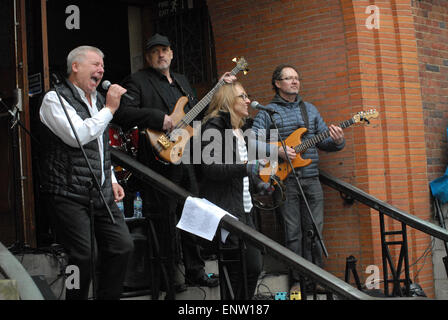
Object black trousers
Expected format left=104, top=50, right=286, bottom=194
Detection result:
left=221, top=210, right=262, bottom=300
left=141, top=156, right=206, bottom=281
left=46, top=194, right=134, bottom=300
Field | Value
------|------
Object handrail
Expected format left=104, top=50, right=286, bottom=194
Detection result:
left=0, top=242, right=44, bottom=300
left=111, top=149, right=378, bottom=300
left=319, top=171, right=448, bottom=242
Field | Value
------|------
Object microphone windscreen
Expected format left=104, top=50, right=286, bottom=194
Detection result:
left=250, top=101, right=259, bottom=109
left=50, top=73, right=61, bottom=85
left=101, top=80, right=111, bottom=90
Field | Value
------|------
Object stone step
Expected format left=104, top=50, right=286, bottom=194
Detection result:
left=14, top=252, right=331, bottom=300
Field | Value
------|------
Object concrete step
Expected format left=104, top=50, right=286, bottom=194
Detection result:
left=14, top=252, right=332, bottom=300
left=123, top=261, right=291, bottom=300
left=172, top=259, right=220, bottom=300
left=253, top=272, right=289, bottom=299
left=122, top=259, right=220, bottom=300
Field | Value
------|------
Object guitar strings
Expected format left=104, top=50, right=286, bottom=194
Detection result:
left=167, top=67, right=240, bottom=139
left=295, top=118, right=354, bottom=153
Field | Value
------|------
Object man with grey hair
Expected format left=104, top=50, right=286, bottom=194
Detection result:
left=66, top=45, right=105, bottom=75
left=39, top=45, right=134, bottom=300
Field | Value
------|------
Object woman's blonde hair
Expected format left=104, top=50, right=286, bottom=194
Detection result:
left=203, top=81, right=246, bottom=129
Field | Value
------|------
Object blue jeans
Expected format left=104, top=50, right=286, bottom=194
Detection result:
left=277, top=176, right=324, bottom=282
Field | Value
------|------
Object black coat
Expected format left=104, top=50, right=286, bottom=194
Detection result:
left=113, top=67, right=197, bottom=132
left=112, top=67, right=198, bottom=177
left=199, top=112, right=254, bottom=220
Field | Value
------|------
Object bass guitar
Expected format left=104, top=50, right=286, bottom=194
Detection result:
left=259, top=109, right=379, bottom=183
left=145, top=57, right=249, bottom=164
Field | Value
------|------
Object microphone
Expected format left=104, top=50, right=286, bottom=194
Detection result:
left=9, top=88, right=22, bottom=129
left=51, top=73, right=62, bottom=85
left=102, top=80, right=134, bottom=101
left=250, top=101, right=277, bottom=114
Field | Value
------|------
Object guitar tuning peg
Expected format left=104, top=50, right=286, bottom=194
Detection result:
left=232, top=57, right=237, bottom=62
left=243, top=71, right=248, bottom=75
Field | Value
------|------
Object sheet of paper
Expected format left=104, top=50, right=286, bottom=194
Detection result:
left=201, top=199, right=238, bottom=243
left=176, top=196, right=237, bottom=242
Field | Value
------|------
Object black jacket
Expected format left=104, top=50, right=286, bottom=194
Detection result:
left=113, top=67, right=199, bottom=173
left=113, top=67, right=197, bottom=133
left=199, top=112, right=254, bottom=220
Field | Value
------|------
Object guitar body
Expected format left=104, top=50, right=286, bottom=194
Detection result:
left=259, top=127, right=312, bottom=183
left=259, top=109, right=378, bottom=183
left=144, top=57, right=249, bottom=164
left=145, top=96, right=194, bottom=164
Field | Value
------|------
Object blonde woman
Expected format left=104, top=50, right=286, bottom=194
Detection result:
left=200, top=82, right=263, bottom=300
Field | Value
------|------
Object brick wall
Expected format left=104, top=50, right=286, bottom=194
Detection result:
left=412, top=0, right=448, bottom=182
left=207, top=0, right=434, bottom=297
left=411, top=0, right=448, bottom=299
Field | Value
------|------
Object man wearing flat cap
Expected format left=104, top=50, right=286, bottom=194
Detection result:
left=113, top=33, right=235, bottom=291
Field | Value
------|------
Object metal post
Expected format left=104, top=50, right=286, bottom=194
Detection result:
left=379, top=212, right=412, bottom=296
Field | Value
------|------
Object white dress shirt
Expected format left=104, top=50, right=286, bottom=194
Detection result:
left=39, top=84, right=117, bottom=185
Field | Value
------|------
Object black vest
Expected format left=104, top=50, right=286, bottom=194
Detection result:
left=39, top=79, right=114, bottom=209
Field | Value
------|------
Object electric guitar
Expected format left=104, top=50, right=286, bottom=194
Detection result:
left=145, top=57, right=249, bottom=164
left=259, top=109, right=379, bottom=183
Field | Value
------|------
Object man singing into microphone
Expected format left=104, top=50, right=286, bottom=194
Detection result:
left=39, top=45, right=134, bottom=300
left=252, top=64, right=345, bottom=295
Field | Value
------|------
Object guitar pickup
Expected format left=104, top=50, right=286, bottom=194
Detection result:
left=157, top=134, right=171, bottom=149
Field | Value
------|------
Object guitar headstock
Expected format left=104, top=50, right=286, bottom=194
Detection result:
left=232, top=57, right=249, bottom=75
left=352, top=109, right=379, bottom=124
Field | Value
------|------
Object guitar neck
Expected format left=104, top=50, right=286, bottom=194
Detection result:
left=182, top=66, right=240, bottom=125
left=295, top=118, right=354, bottom=153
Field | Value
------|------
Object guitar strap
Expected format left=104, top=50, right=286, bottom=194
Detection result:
left=299, top=100, right=309, bottom=129
left=172, top=75, right=194, bottom=106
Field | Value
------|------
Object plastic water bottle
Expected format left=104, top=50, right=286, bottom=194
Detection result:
left=116, top=200, right=125, bottom=216
left=133, top=192, right=143, bottom=218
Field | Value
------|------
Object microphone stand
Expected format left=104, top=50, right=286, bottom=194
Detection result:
left=266, top=110, right=328, bottom=258
left=51, top=75, right=116, bottom=300
left=0, top=95, right=40, bottom=146
left=1, top=94, right=41, bottom=245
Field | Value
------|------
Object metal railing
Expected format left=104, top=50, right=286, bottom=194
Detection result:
left=319, top=171, right=448, bottom=242
left=112, top=148, right=429, bottom=300
left=320, top=170, right=448, bottom=297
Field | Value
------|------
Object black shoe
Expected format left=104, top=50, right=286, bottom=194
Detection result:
left=187, top=273, right=219, bottom=288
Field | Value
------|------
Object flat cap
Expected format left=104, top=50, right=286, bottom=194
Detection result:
left=145, top=33, right=171, bottom=51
